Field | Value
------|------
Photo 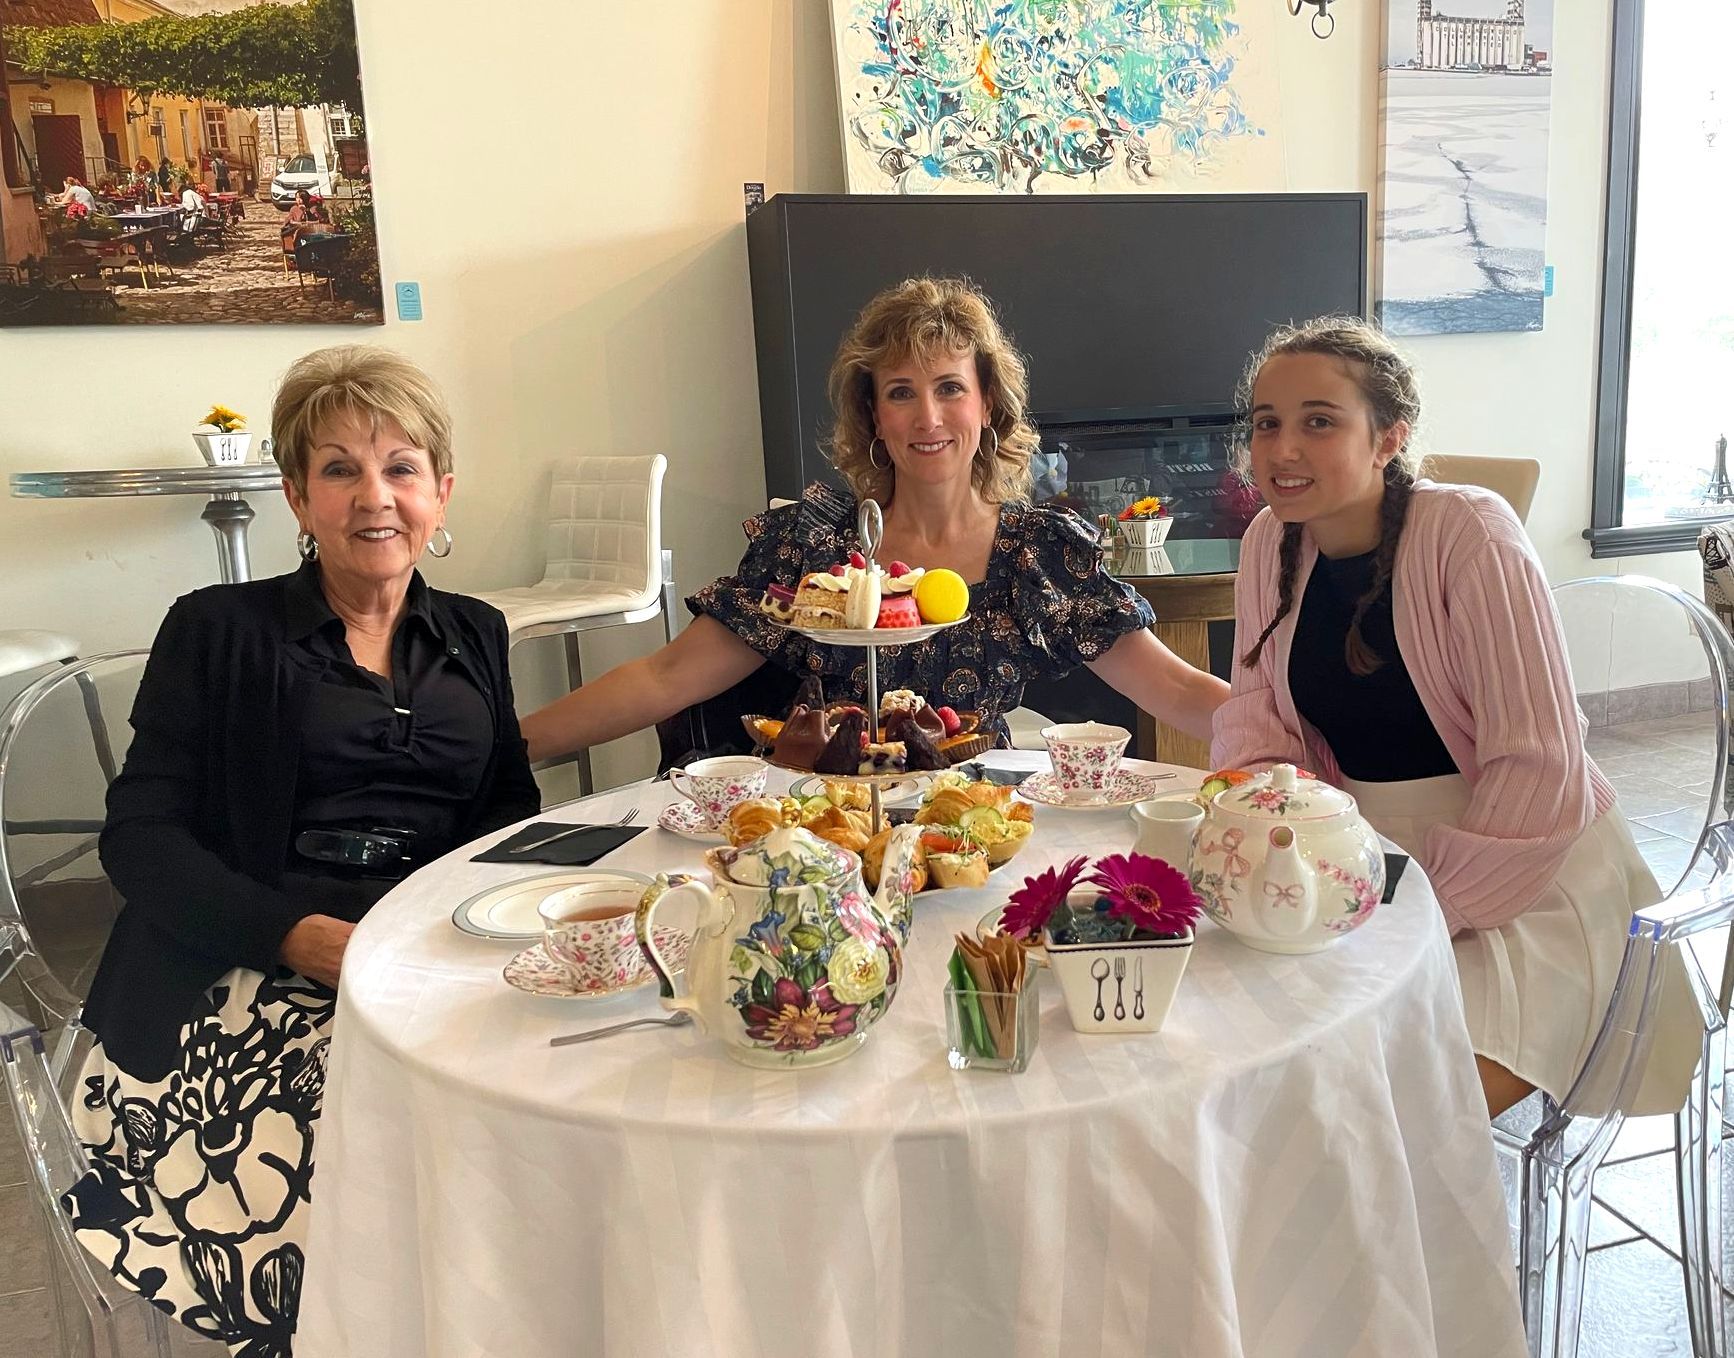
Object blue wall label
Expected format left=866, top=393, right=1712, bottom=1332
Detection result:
left=395, top=282, right=424, bottom=321
left=1543, top=265, right=1554, bottom=298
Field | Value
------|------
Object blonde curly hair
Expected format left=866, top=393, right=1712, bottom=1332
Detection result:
left=826, top=277, right=1038, bottom=505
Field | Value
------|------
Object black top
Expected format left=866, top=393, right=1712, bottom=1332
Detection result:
left=1288, top=549, right=1457, bottom=783
left=687, top=481, right=1156, bottom=743
left=87, top=565, right=541, bottom=1080
left=287, top=564, right=492, bottom=857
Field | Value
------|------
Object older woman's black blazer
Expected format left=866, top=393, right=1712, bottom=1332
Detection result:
left=83, top=569, right=541, bottom=1080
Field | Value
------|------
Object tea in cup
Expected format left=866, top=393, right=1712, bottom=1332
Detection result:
left=538, top=880, right=651, bottom=991
left=1131, top=797, right=1205, bottom=872
left=1041, top=722, right=1131, bottom=804
left=667, top=756, right=768, bottom=828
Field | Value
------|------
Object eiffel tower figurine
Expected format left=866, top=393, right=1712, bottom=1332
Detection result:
left=1707, top=434, right=1734, bottom=505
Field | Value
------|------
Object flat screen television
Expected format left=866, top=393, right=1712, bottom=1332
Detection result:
left=746, top=192, right=1368, bottom=496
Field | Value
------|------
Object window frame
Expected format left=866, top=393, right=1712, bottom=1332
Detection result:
left=1587, top=0, right=1731, bottom=556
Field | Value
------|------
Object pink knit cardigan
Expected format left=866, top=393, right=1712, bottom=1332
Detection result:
left=1210, top=481, right=1615, bottom=933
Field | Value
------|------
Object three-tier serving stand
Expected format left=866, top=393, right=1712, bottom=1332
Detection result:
left=769, top=500, right=968, bottom=836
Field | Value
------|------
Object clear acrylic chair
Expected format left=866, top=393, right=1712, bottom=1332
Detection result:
left=1499, top=845, right=1728, bottom=1358
left=472, top=454, right=677, bottom=796
left=0, top=651, right=222, bottom=1356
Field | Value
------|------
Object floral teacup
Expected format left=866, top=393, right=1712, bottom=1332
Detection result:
left=538, top=881, right=652, bottom=991
left=666, top=756, right=768, bottom=828
left=1041, top=722, right=1131, bottom=805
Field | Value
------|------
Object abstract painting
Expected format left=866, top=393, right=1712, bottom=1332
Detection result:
left=1376, top=0, right=1554, bottom=335
left=829, top=0, right=1285, bottom=194
left=0, top=0, right=381, bottom=326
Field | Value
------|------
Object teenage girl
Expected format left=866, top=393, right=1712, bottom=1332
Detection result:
left=1211, top=316, right=1696, bottom=1117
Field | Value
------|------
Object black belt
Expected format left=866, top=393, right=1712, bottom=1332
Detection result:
left=293, top=826, right=419, bottom=873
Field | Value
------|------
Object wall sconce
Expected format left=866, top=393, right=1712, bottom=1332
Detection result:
left=1288, top=0, right=1336, bottom=39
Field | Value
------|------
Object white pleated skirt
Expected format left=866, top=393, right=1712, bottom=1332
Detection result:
left=1342, top=773, right=1701, bottom=1116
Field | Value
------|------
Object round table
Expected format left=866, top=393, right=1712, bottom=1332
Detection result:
left=10, top=463, right=283, bottom=583
left=299, top=755, right=1525, bottom=1358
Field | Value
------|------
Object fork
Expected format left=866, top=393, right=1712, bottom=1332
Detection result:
left=1113, top=956, right=1127, bottom=1021
left=508, top=807, right=639, bottom=856
left=549, top=1011, right=691, bottom=1047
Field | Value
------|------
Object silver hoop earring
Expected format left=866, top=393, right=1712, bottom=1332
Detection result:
left=296, top=531, right=318, bottom=561
left=980, top=427, right=1001, bottom=458
left=869, top=438, right=890, bottom=471
left=426, top=525, right=453, bottom=558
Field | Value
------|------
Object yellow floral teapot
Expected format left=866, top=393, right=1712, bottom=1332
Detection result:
left=1189, top=764, right=1385, bottom=954
left=634, top=825, right=923, bottom=1068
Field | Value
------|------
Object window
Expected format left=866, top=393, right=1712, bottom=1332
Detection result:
left=150, top=113, right=166, bottom=160
left=1590, top=0, right=1734, bottom=555
left=178, top=110, right=190, bottom=161
left=202, top=108, right=228, bottom=150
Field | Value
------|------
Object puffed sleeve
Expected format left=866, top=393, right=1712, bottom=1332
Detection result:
left=686, top=483, right=855, bottom=673
left=1005, top=504, right=1156, bottom=673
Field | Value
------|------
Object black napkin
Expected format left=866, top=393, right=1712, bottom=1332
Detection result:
left=1382, top=852, right=1410, bottom=904
left=472, top=822, right=646, bottom=866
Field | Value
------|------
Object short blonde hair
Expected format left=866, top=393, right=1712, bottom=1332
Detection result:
left=272, top=346, right=453, bottom=494
left=826, top=277, right=1039, bottom=505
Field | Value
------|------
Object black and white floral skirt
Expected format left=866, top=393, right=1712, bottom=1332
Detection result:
left=63, top=966, right=334, bottom=1356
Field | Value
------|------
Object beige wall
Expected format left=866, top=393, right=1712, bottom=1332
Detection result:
left=0, top=0, right=1699, bottom=792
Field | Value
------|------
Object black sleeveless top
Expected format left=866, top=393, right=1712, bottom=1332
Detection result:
left=1288, top=549, right=1457, bottom=783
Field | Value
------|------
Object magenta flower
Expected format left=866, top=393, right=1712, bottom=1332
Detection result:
left=1087, top=852, right=1201, bottom=937
left=740, top=978, right=860, bottom=1051
left=1001, top=856, right=1089, bottom=940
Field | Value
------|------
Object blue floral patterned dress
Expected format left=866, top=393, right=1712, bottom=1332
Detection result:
left=689, top=482, right=1155, bottom=742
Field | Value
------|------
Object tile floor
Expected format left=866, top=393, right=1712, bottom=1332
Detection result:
left=0, top=713, right=1726, bottom=1357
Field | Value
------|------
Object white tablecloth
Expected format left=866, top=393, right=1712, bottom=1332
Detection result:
left=298, top=755, right=1525, bottom=1358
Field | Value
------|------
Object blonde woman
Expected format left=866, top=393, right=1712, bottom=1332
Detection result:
left=523, top=276, right=1225, bottom=763
left=66, top=346, right=539, bottom=1351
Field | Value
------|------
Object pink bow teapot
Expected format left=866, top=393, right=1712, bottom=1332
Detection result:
left=1189, top=764, right=1385, bottom=954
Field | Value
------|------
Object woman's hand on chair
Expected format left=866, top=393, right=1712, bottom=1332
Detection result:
left=280, top=914, right=355, bottom=988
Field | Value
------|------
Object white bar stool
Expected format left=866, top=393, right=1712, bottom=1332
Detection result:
left=473, top=455, right=677, bottom=796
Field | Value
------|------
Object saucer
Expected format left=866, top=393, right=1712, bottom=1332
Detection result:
left=1018, top=768, right=1173, bottom=811
left=503, top=927, right=692, bottom=999
left=975, top=905, right=1049, bottom=967
left=657, top=800, right=727, bottom=841
left=452, top=868, right=653, bottom=941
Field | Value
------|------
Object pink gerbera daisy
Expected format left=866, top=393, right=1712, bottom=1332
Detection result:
left=1086, top=852, right=1200, bottom=937
left=1000, top=856, right=1088, bottom=940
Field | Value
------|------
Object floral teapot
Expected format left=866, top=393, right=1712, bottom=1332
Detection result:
left=1189, top=764, right=1385, bottom=954
left=634, top=824, right=923, bottom=1069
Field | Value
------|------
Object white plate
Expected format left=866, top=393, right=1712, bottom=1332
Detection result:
left=788, top=773, right=928, bottom=804
left=503, top=927, right=692, bottom=999
left=975, top=905, right=1049, bottom=967
left=774, top=615, right=969, bottom=647
left=451, top=868, right=654, bottom=941
left=657, top=800, right=727, bottom=842
left=1018, top=768, right=1175, bottom=811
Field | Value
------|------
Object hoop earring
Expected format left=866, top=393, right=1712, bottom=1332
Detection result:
left=426, top=525, right=453, bottom=558
left=869, top=438, right=890, bottom=472
left=980, top=427, right=1000, bottom=459
left=296, top=531, right=318, bottom=561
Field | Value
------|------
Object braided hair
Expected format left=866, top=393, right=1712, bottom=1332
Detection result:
left=1234, top=316, right=1423, bottom=675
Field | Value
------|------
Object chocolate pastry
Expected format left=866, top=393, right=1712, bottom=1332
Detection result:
left=774, top=678, right=835, bottom=769
left=883, top=710, right=946, bottom=771
left=814, top=709, right=868, bottom=775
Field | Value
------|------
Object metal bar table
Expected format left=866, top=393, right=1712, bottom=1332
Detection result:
left=10, top=464, right=285, bottom=584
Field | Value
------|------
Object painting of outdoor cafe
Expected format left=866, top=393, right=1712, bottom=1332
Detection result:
left=0, top=0, right=381, bottom=325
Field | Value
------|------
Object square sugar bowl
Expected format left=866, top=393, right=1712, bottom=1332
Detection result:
left=944, top=982, right=1039, bottom=1073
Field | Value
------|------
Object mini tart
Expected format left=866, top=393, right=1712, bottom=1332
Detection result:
left=926, top=848, right=990, bottom=889
left=875, top=595, right=921, bottom=628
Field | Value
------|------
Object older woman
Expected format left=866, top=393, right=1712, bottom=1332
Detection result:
left=522, top=276, right=1225, bottom=765
left=65, top=347, right=540, bottom=1352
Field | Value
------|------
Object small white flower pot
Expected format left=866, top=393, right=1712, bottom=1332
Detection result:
left=1120, top=516, right=1172, bottom=549
left=1044, top=924, right=1193, bottom=1034
left=192, top=430, right=252, bottom=466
